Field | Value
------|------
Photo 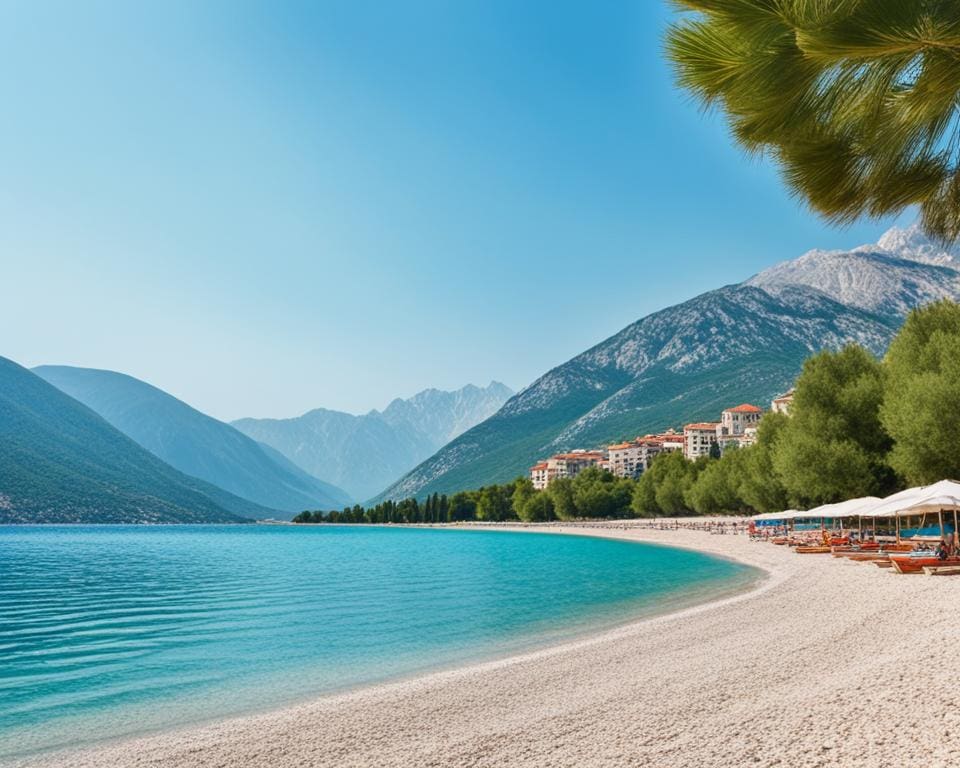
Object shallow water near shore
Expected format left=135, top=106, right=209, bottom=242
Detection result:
left=0, top=524, right=758, bottom=761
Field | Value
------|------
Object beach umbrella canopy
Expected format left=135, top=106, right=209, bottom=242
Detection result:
left=861, top=486, right=927, bottom=519
left=863, top=481, right=960, bottom=518
left=894, top=480, right=960, bottom=516
left=792, top=499, right=866, bottom=520
left=795, top=504, right=830, bottom=520
left=828, top=496, right=882, bottom=518
left=752, top=510, right=800, bottom=521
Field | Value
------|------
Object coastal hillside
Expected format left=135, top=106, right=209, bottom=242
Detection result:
left=232, top=382, right=512, bottom=502
left=34, top=366, right=352, bottom=515
left=0, top=357, right=268, bottom=523
left=375, top=224, right=960, bottom=501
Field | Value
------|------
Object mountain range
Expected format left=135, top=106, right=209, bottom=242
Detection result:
left=33, top=366, right=352, bottom=515
left=232, top=382, right=513, bottom=502
left=375, top=224, right=960, bottom=502
left=0, top=357, right=265, bottom=523
left=7, top=222, right=958, bottom=520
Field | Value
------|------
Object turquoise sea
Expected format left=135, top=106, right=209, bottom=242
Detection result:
left=0, top=525, right=758, bottom=761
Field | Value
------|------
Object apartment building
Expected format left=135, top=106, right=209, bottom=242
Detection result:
left=530, top=462, right=550, bottom=490
left=683, top=422, right=720, bottom=459
left=771, top=389, right=794, bottom=415
left=607, top=441, right=644, bottom=479
left=721, top=403, right=762, bottom=435
left=529, top=450, right=605, bottom=489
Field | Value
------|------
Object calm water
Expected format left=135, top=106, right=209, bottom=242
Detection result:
left=0, top=525, right=757, bottom=760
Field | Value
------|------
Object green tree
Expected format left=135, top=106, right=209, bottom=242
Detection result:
left=518, top=492, right=555, bottom=522
left=546, top=477, right=577, bottom=521
left=476, top=485, right=512, bottom=522
left=448, top=491, right=477, bottom=522
left=737, top=413, right=790, bottom=514
left=510, top=477, right=536, bottom=519
left=571, top=467, right=633, bottom=518
left=632, top=463, right=661, bottom=517
left=635, top=451, right=698, bottom=516
left=882, top=300, right=960, bottom=483
left=686, top=447, right=746, bottom=515
left=668, top=1, right=960, bottom=242
left=773, top=345, right=895, bottom=506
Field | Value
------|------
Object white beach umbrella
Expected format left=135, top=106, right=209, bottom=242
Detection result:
left=858, top=481, right=960, bottom=542
left=895, top=480, right=960, bottom=515
left=829, top=496, right=882, bottom=517
left=820, top=496, right=882, bottom=539
left=810, top=497, right=882, bottom=537
left=792, top=501, right=853, bottom=521
left=794, top=504, right=827, bottom=520
left=893, top=481, right=960, bottom=541
left=801, top=499, right=864, bottom=518
left=751, top=510, right=797, bottom=521
left=861, top=486, right=929, bottom=519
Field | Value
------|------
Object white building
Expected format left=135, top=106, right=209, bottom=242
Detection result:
left=530, top=462, right=550, bottom=490
left=607, top=431, right=685, bottom=478
left=720, top=403, right=762, bottom=435
left=771, top=389, right=794, bottom=415
left=683, top=422, right=720, bottom=459
left=529, top=450, right=605, bottom=489
left=607, top=441, right=644, bottom=478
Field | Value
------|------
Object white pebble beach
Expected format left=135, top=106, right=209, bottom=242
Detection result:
left=20, top=521, right=960, bottom=768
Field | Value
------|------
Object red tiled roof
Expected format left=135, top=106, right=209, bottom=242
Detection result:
left=726, top=403, right=762, bottom=413
left=530, top=463, right=548, bottom=471
left=684, top=422, right=720, bottom=431
left=552, top=452, right=605, bottom=460
left=607, top=442, right=635, bottom=450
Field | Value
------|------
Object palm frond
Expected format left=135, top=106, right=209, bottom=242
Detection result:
left=667, top=0, right=960, bottom=241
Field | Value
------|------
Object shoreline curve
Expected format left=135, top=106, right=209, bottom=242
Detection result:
left=21, top=519, right=960, bottom=768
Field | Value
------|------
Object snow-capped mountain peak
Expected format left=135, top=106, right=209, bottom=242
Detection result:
left=747, top=223, right=960, bottom=315
left=872, top=222, right=960, bottom=267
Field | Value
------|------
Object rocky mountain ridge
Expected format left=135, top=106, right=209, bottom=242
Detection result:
left=232, top=381, right=513, bottom=502
left=375, top=224, right=960, bottom=502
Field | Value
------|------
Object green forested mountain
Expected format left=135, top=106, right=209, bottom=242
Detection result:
left=34, top=365, right=352, bottom=514
left=0, top=357, right=266, bottom=523
left=375, top=225, right=960, bottom=502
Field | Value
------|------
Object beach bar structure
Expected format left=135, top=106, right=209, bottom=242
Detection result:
left=755, top=481, right=960, bottom=543
left=859, top=480, right=960, bottom=543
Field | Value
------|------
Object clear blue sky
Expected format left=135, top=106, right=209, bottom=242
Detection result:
left=0, top=0, right=908, bottom=421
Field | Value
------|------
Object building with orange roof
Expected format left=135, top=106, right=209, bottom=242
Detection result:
left=529, top=450, right=605, bottom=489
left=683, top=422, right=721, bottom=459
left=607, top=440, right=644, bottom=479
left=530, top=462, right=550, bottom=490
left=659, top=429, right=685, bottom=452
left=606, top=431, right=684, bottom=478
left=719, top=403, right=763, bottom=450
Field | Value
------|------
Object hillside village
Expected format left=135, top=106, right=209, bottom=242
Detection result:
left=529, top=389, right=794, bottom=490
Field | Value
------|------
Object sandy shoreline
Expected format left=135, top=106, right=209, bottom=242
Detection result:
left=20, top=521, right=960, bottom=768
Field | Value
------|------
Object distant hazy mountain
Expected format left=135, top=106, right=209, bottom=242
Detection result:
left=0, top=356, right=264, bottom=523
left=232, top=382, right=513, bottom=502
left=375, top=224, right=960, bottom=502
left=34, top=366, right=352, bottom=516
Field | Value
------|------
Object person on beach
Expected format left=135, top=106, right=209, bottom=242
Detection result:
left=936, top=538, right=949, bottom=561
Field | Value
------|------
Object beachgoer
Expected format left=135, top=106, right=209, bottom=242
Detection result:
left=936, top=539, right=949, bottom=561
